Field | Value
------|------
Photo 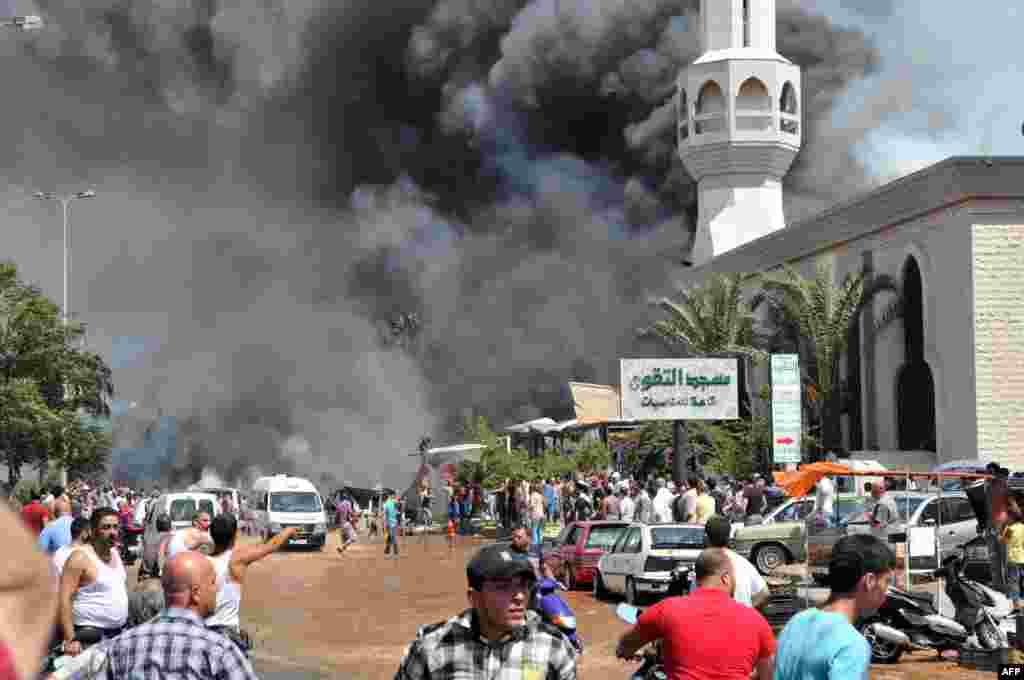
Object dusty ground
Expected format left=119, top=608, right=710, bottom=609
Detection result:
left=159, top=531, right=998, bottom=679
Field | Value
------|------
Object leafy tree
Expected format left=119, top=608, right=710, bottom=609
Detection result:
left=641, top=272, right=768, bottom=481
left=0, top=263, right=114, bottom=484
left=752, top=262, right=899, bottom=458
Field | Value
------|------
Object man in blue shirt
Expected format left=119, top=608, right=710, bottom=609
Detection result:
left=37, top=497, right=74, bottom=554
left=383, top=493, right=401, bottom=557
left=773, top=534, right=896, bottom=680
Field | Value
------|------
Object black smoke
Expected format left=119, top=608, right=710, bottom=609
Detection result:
left=0, top=0, right=938, bottom=487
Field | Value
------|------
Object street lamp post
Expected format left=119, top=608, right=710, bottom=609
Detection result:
left=33, top=189, right=96, bottom=486
left=34, top=190, right=96, bottom=326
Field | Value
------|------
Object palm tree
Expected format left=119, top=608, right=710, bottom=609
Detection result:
left=752, top=262, right=900, bottom=459
left=640, top=272, right=768, bottom=482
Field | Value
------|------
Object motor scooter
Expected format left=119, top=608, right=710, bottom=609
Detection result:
left=536, top=576, right=583, bottom=654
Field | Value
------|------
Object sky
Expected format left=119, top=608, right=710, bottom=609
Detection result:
left=0, top=0, right=1021, bottom=488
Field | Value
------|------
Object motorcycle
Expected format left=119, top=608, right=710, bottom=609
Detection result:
left=119, top=523, right=144, bottom=566
left=858, top=546, right=1010, bottom=663
left=615, top=603, right=666, bottom=680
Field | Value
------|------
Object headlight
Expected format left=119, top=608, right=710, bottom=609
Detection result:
left=269, top=522, right=282, bottom=533
left=314, top=523, right=326, bottom=533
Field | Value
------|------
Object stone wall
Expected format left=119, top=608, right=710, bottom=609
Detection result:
left=972, top=223, right=1024, bottom=468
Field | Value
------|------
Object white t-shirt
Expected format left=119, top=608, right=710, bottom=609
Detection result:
left=726, top=548, right=767, bottom=608
left=815, top=476, right=835, bottom=515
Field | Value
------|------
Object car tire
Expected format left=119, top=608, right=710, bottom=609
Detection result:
left=593, top=572, right=610, bottom=601
left=626, top=577, right=639, bottom=606
left=566, top=566, right=577, bottom=591
left=753, top=543, right=789, bottom=575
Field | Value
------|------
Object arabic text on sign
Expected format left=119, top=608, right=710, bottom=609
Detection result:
left=629, top=369, right=732, bottom=392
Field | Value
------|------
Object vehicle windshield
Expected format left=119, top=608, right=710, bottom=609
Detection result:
left=270, top=492, right=322, bottom=513
left=584, top=525, right=628, bottom=549
left=894, top=496, right=926, bottom=520
left=169, top=498, right=215, bottom=522
left=651, top=527, right=705, bottom=549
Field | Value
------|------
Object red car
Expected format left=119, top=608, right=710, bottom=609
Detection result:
left=555, top=520, right=631, bottom=590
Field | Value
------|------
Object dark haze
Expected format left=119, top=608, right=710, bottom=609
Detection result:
left=0, top=0, right=939, bottom=487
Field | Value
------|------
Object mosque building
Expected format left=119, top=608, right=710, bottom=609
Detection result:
left=677, top=0, right=1024, bottom=470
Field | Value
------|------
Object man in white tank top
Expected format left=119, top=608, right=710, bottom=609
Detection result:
left=165, top=511, right=214, bottom=562
left=59, top=508, right=130, bottom=656
left=205, top=513, right=297, bottom=650
left=51, top=517, right=90, bottom=584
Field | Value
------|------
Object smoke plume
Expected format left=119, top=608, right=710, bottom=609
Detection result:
left=0, top=0, right=939, bottom=487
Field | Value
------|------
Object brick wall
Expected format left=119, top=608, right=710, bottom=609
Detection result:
left=972, top=224, right=1024, bottom=468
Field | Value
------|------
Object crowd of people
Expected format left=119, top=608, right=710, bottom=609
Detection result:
left=485, top=471, right=776, bottom=535
left=0, top=480, right=299, bottom=680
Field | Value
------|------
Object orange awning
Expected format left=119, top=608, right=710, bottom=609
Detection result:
left=774, top=463, right=993, bottom=497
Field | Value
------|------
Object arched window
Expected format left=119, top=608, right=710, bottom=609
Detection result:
left=897, top=256, right=937, bottom=452
left=780, top=82, right=799, bottom=134
left=694, top=81, right=725, bottom=134
left=736, top=77, right=771, bottom=131
left=677, top=87, right=689, bottom=141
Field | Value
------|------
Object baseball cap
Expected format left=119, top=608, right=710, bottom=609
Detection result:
left=467, top=546, right=537, bottom=590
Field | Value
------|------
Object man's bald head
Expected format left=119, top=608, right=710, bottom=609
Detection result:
left=695, top=548, right=735, bottom=595
left=161, top=551, right=217, bottom=616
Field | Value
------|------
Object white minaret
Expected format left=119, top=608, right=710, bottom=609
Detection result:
left=678, top=0, right=801, bottom=265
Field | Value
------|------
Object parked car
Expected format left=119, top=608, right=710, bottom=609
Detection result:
left=594, top=523, right=705, bottom=605
left=553, top=520, right=631, bottom=590
left=732, top=495, right=867, bottom=574
left=807, top=492, right=980, bottom=583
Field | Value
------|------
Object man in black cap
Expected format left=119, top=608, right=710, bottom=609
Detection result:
left=394, top=545, right=577, bottom=679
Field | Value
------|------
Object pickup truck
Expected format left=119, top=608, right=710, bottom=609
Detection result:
left=806, top=491, right=981, bottom=583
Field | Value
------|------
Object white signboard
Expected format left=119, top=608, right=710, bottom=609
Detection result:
left=770, top=354, right=802, bottom=464
left=908, top=526, right=936, bottom=557
left=620, top=358, right=739, bottom=421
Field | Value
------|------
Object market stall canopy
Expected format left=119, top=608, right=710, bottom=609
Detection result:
left=504, top=417, right=558, bottom=434
left=569, top=382, right=622, bottom=424
left=424, top=443, right=485, bottom=467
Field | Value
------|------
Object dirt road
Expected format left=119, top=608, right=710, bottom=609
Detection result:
left=224, top=532, right=995, bottom=679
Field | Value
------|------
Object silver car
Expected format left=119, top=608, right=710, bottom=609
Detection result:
left=594, top=523, right=705, bottom=605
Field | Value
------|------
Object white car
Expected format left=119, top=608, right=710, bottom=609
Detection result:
left=594, top=523, right=705, bottom=605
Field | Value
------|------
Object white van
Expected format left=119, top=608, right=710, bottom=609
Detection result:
left=251, top=475, right=328, bottom=549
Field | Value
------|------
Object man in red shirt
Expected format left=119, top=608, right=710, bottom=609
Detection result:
left=21, top=492, right=49, bottom=536
left=615, top=549, right=775, bottom=680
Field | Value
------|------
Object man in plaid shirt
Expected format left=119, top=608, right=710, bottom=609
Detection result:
left=394, top=545, right=577, bottom=679
left=53, top=551, right=257, bottom=680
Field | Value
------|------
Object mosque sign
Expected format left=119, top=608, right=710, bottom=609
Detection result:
left=620, top=358, right=739, bottom=421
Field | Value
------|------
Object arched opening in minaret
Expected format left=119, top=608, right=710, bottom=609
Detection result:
left=736, top=78, right=771, bottom=131
left=677, top=87, right=689, bottom=141
left=695, top=81, right=725, bottom=134
left=780, top=82, right=799, bottom=134
left=896, top=256, right=937, bottom=452
left=742, top=0, right=751, bottom=47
